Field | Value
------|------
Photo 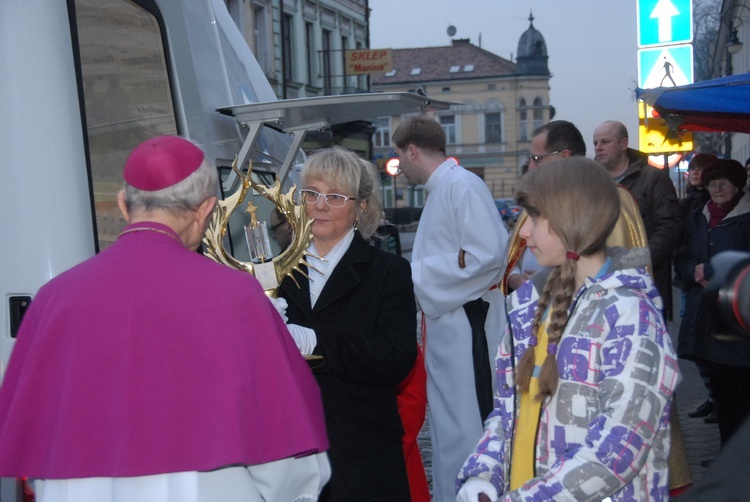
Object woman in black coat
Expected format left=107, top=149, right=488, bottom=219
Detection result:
left=277, top=147, right=417, bottom=501
left=675, top=153, right=715, bottom=420
left=675, top=158, right=750, bottom=446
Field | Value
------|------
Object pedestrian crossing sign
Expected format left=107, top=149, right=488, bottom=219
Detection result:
left=638, top=44, right=694, bottom=89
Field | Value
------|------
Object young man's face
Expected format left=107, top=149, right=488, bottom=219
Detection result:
left=394, top=145, right=420, bottom=185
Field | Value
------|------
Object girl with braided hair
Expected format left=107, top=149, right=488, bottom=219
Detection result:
left=457, top=158, right=679, bottom=502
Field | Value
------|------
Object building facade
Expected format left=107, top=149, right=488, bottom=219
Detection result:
left=371, top=15, right=553, bottom=208
left=224, top=0, right=374, bottom=156
left=222, top=4, right=555, bottom=209
left=224, top=0, right=369, bottom=99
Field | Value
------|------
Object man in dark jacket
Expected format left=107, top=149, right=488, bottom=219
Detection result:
left=593, top=120, right=682, bottom=320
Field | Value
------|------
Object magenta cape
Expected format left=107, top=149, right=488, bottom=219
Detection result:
left=0, top=222, right=328, bottom=478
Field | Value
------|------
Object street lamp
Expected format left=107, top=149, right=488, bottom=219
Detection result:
left=722, top=4, right=750, bottom=157
left=728, top=25, right=744, bottom=55
left=724, top=4, right=750, bottom=57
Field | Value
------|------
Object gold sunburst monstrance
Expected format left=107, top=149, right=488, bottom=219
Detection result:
left=202, top=157, right=316, bottom=297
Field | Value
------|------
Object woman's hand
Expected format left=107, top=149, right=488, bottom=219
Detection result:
left=267, top=297, right=316, bottom=355
left=456, top=477, right=498, bottom=502
left=694, top=263, right=709, bottom=287
left=268, top=296, right=288, bottom=323
left=287, top=324, right=317, bottom=356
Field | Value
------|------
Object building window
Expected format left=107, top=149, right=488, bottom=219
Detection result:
left=356, top=41, right=366, bottom=90
left=341, top=35, right=348, bottom=67
left=306, top=22, right=315, bottom=85
left=533, top=98, right=544, bottom=130
left=382, top=177, right=394, bottom=209
left=412, top=187, right=425, bottom=207
left=410, top=67, right=422, bottom=76
left=519, top=98, right=528, bottom=141
left=440, top=115, right=456, bottom=144
left=253, top=3, right=272, bottom=75
left=373, top=117, right=391, bottom=148
left=282, top=14, right=293, bottom=82
left=385, top=69, right=396, bottom=77
left=463, top=64, right=474, bottom=72
left=485, top=112, right=502, bottom=144
left=449, top=65, right=460, bottom=73
left=341, top=35, right=349, bottom=90
left=225, top=0, right=241, bottom=31
left=322, top=29, right=332, bottom=92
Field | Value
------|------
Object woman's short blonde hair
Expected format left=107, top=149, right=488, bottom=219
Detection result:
left=301, top=146, right=383, bottom=239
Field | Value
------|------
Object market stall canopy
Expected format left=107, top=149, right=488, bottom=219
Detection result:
left=636, top=73, right=750, bottom=134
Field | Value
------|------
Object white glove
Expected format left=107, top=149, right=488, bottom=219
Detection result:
left=268, top=296, right=288, bottom=323
left=287, top=324, right=317, bottom=356
left=456, top=477, right=498, bottom=502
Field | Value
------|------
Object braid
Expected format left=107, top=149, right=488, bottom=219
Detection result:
left=515, top=272, right=555, bottom=393
left=536, top=260, right=576, bottom=400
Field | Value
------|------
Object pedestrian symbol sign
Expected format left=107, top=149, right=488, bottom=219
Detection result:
left=637, top=0, right=693, bottom=48
left=635, top=0, right=694, bottom=155
left=638, top=44, right=694, bottom=89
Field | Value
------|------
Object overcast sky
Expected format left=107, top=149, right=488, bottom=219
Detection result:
left=369, top=0, right=639, bottom=154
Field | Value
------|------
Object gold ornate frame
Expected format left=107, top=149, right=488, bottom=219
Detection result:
left=202, top=157, right=316, bottom=297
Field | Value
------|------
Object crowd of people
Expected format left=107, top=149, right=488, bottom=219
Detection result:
left=0, top=113, right=746, bottom=501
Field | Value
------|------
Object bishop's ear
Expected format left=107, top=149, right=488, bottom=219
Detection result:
left=116, top=191, right=131, bottom=223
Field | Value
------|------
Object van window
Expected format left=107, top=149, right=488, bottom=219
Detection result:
left=74, top=0, right=177, bottom=250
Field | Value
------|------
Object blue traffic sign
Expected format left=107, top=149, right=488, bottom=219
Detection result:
left=638, top=44, right=694, bottom=89
left=637, top=0, right=693, bottom=48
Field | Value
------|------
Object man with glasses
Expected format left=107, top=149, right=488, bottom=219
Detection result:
left=504, top=120, right=587, bottom=291
left=593, top=120, right=682, bottom=321
left=528, top=119, right=587, bottom=169
left=392, top=115, right=508, bottom=502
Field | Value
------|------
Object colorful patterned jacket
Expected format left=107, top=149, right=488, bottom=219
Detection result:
left=458, top=247, right=680, bottom=501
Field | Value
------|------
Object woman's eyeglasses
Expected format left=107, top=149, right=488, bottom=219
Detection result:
left=706, top=181, right=733, bottom=191
left=298, top=189, right=355, bottom=208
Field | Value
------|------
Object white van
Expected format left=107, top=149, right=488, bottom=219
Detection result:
left=1, top=0, right=440, bottom=498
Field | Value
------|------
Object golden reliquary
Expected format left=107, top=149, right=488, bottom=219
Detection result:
left=202, top=158, right=323, bottom=361
left=202, top=157, right=318, bottom=298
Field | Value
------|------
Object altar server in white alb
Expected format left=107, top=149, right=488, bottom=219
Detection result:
left=392, top=115, right=509, bottom=502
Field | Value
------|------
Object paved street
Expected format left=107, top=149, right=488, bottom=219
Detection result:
left=402, top=229, right=721, bottom=498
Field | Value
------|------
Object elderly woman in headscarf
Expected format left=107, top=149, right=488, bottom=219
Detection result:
left=675, top=158, right=750, bottom=448
left=675, top=153, right=717, bottom=421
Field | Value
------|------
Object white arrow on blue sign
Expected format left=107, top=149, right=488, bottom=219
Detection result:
left=637, top=0, right=693, bottom=48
